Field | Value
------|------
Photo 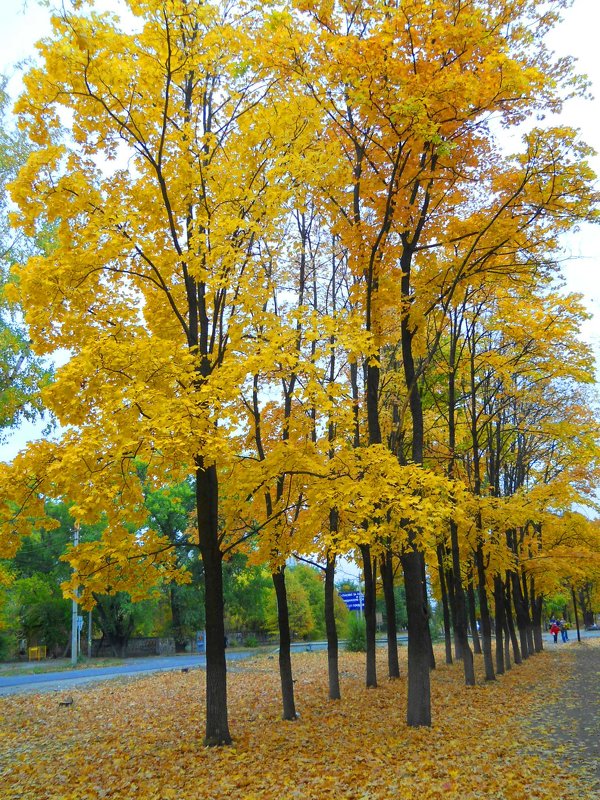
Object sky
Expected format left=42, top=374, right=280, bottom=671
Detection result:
left=0, top=0, right=599, bottom=464
left=544, top=0, right=600, bottom=359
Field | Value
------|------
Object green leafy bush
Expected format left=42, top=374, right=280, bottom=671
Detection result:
left=345, top=614, right=366, bottom=652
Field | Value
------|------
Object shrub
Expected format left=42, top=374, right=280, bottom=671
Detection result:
left=345, top=614, right=366, bottom=652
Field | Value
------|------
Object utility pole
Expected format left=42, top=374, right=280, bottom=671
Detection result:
left=88, top=609, right=93, bottom=658
left=70, top=522, right=80, bottom=666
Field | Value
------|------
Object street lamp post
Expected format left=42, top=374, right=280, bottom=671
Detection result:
left=70, top=522, right=79, bottom=666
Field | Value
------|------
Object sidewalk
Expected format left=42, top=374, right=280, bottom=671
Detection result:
left=525, top=641, right=599, bottom=785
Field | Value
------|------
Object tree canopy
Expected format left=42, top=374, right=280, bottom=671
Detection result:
left=0, top=0, right=598, bottom=745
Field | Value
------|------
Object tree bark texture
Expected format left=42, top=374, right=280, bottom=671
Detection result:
left=448, top=524, right=474, bottom=684
left=467, top=577, right=482, bottom=655
left=360, top=544, right=377, bottom=688
left=493, top=575, right=506, bottom=675
left=531, top=585, right=543, bottom=653
left=381, top=550, right=400, bottom=678
left=436, top=544, right=453, bottom=665
left=324, top=551, right=341, bottom=700
left=402, top=549, right=431, bottom=726
left=272, top=567, right=297, bottom=720
left=571, top=586, right=582, bottom=643
left=505, top=584, right=522, bottom=665
left=510, top=570, right=532, bottom=660
left=475, top=543, right=495, bottom=681
left=196, top=463, right=231, bottom=746
left=503, top=618, right=512, bottom=671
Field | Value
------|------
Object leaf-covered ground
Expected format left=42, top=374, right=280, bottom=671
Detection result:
left=1, top=641, right=598, bottom=800
left=524, top=642, right=599, bottom=779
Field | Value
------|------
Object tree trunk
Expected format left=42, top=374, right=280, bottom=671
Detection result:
left=571, top=586, right=581, bottom=643
left=92, top=595, right=134, bottom=662
left=360, top=544, right=377, bottom=688
left=381, top=550, right=400, bottom=678
left=505, top=583, right=522, bottom=665
left=444, top=316, right=464, bottom=670
left=401, top=548, right=431, bottom=726
left=446, top=561, right=461, bottom=661
left=510, top=570, right=531, bottom=660
left=324, top=550, right=341, bottom=700
left=400, top=249, right=432, bottom=726
left=467, top=577, right=482, bottom=654
left=579, top=584, right=594, bottom=628
left=272, top=566, right=297, bottom=720
left=196, top=463, right=231, bottom=746
left=522, top=571, right=535, bottom=656
left=169, top=584, right=186, bottom=652
left=449, top=523, right=474, bottom=684
left=475, top=543, right=495, bottom=681
left=503, top=618, right=512, bottom=671
left=436, top=544, right=453, bottom=665
left=493, top=575, right=505, bottom=675
left=422, top=557, right=436, bottom=671
left=531, top=585, right=543, bottom=653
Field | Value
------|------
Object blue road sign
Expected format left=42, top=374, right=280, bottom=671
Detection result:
left=339, top=591, right=364, bottom=611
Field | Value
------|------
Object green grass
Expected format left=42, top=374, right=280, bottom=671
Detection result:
left=0, top=657, right=126, bottom=677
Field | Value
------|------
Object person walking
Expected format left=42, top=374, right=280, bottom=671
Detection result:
left=559, top=619, right=569, bottom=643
left=550, top=621, right=560, bottom=643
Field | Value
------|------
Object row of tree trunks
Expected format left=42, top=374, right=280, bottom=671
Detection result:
left=268, top=518, right=552, bottom=733
left=435, top=553, right=550, bottom=683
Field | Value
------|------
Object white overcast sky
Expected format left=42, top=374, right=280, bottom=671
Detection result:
left=0, top=0, right=599, bottom=462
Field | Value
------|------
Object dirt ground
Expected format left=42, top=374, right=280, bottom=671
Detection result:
left=525, top=640, right=599, bottom=788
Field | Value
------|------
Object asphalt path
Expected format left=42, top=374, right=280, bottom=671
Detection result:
left=0, top=639, right=361, bottom=695
left=1, top=631, right=596, bottom=696
left=0, top=651, right=262, bottom=696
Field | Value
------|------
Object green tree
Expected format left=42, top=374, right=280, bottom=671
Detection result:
left=293, top=563, right=350, bottom=640
left=3, top=500, right=103, bottom=656
left=10, top=574, right=70, bottom=654
left=92, top=591, right=166, bottom=657
left=266, top=568, right=315, bottom=640
left=377, top=585, right=407, bottom=632
left=142, top=474, right=204, bottom=649
left=223, top=555, right=271, bottom=637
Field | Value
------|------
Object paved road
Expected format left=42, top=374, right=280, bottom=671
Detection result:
left=0, top=651, right=262, bottom=696
left=0, top=638, right=387, bottom=695
left=1, top=630, right=595, bottom=696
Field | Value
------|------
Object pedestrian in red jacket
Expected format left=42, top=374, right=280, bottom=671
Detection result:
left=549, top=622, right=560, bottom=643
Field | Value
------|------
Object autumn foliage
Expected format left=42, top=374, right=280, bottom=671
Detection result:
left=0, top=0, right=599, bottom=747
left=1, top=643, right=599, bottom=800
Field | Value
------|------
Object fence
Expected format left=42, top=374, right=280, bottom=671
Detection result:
left=92, top=637, right=176, bottom=658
